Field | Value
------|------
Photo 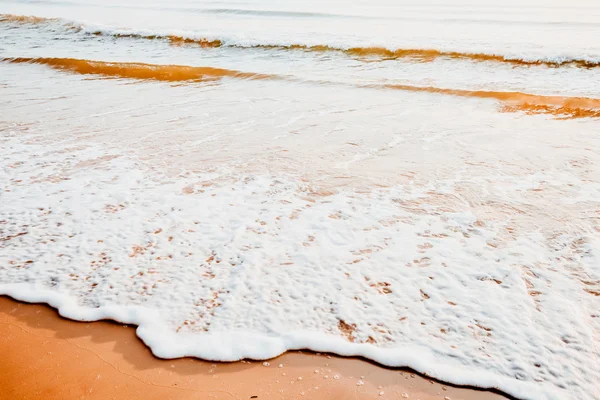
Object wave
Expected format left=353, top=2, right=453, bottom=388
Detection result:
left=199, top=8, right=359, bottom=19
left=5, top=57, right=600, bottom=119
left=2, top=13, right=599, bottom=68
left=4, top=56, right=600, bottom=120
left=381, top=84, right=600, bottom=119
left=344, top=48, right=600, bottom=68
left=0, top=14, right=223, bottom=47
left=0, top=14, right=59, bottom=24
left=3, top=57, right=274, bottom=82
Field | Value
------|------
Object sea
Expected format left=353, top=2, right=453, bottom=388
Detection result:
left=1, top=1, right=599, bottom=399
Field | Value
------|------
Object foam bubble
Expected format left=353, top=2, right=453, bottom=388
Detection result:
left=1, top=124, right=599, bottom=399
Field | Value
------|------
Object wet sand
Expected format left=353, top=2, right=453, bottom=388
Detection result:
left=0, top=296, right=510, bottom=400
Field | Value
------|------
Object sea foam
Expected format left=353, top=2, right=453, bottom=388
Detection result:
left=2, top=122, right=599, bottom=400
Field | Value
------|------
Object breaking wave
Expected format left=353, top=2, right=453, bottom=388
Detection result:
left=2, top=14, right=599, bottom=68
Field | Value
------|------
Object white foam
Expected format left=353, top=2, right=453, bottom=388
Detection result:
left=1, top=122, right=599, bottom=399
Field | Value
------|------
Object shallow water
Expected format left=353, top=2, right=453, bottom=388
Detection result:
left=1, top=1, right=599, bottom=399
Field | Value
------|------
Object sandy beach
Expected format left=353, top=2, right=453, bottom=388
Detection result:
left=0, top=296, right=510, bottom=400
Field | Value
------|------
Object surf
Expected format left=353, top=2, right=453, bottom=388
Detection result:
left=5, top=56, right=600, bottom=120
left=2, top=13, right=599, bottom=68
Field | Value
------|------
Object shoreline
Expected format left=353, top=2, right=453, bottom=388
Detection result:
left=0, top=295, right=511, bottom=400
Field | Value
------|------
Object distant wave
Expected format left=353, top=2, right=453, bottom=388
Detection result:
left=5, top=56, right=600, bottom=120
left=0, top=14, right=58, bottom=24
left=3, top=57, right=275, bottom=82
left=2, top=14, right=599, bottom=68
left=380, top=84, right=600, bottom=120
left=0, top=14, right=224, bottom=47
left=198, top=8, right=360, bottom=19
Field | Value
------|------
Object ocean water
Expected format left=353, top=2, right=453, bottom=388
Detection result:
left=1, top=1, right=599, bottom=399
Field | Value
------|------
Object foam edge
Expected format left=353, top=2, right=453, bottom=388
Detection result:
left=0, top=283, right=546, bottom=400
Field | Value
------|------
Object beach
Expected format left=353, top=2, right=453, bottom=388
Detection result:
left=1, top=1, right=600, bottom=399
